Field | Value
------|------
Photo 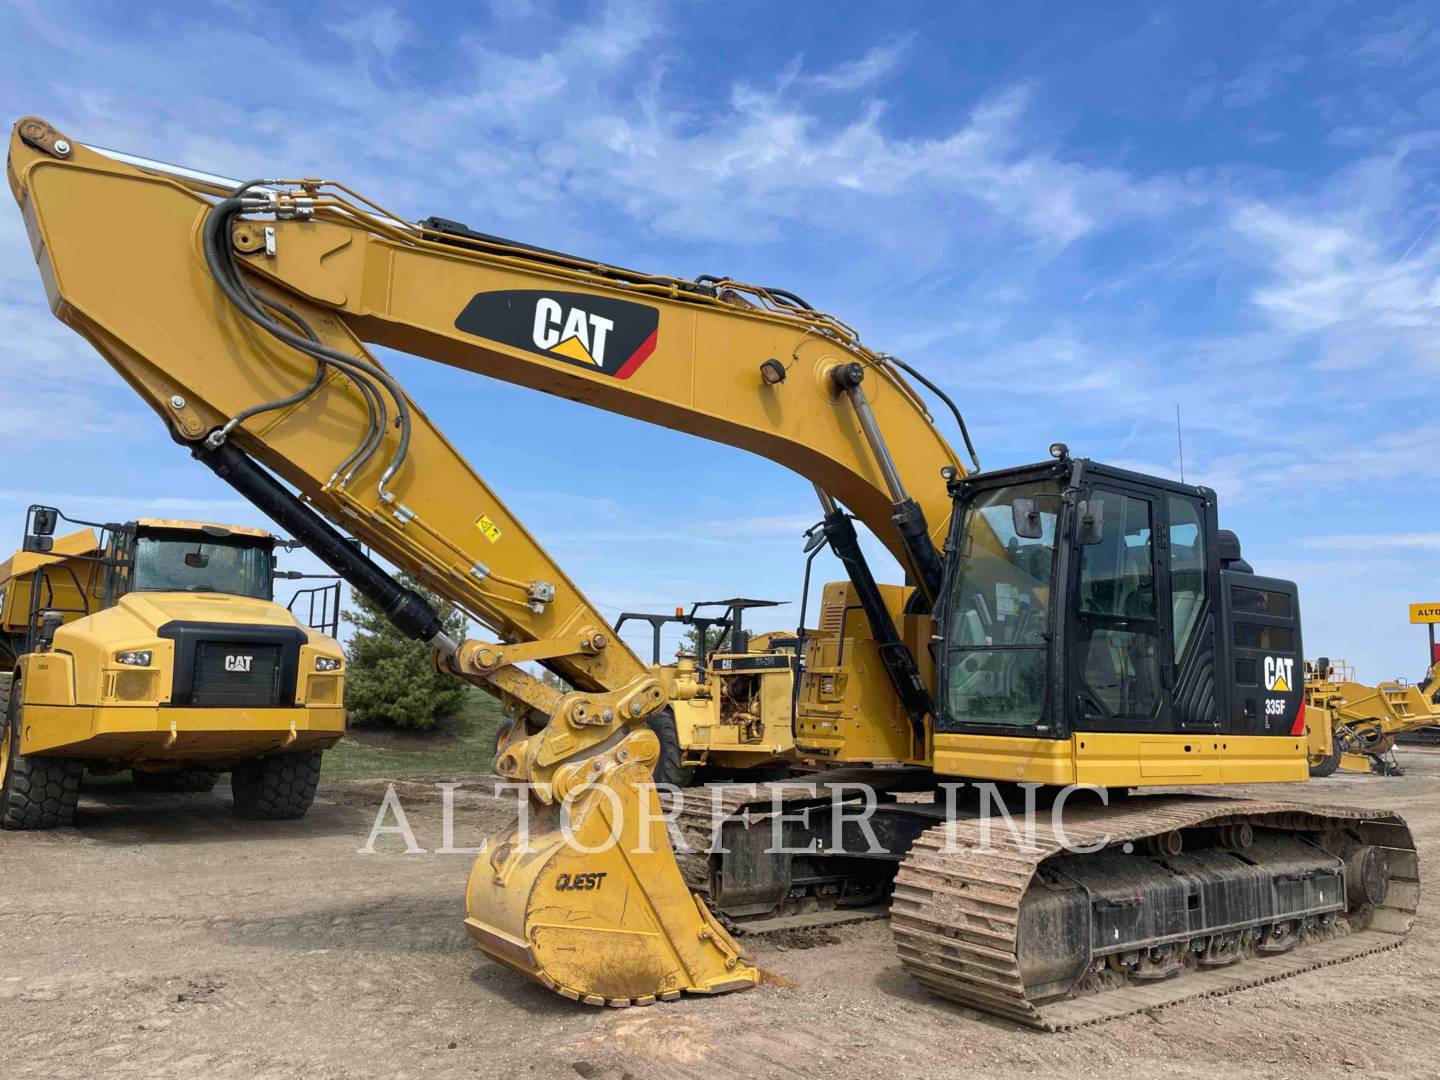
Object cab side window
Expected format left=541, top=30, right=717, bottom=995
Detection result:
left=1167, top=496, right=1206, bottom=662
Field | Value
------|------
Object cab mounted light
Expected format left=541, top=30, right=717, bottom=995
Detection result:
left=759, top=358, right=786, bottom=385
left=115, top=650, right=152, bottom=666
left=1049, top=442, right=1070, bottom=461
left=315, top=656, right=342, bottom=672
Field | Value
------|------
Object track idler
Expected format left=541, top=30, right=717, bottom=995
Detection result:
left=463, top=725, right=759, bottom=1005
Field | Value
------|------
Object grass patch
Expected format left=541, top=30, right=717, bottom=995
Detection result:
left=323, top=690, right=506, bottom=780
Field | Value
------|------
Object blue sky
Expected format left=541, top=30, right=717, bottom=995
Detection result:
left=1, top=0, right=1437, bottom=678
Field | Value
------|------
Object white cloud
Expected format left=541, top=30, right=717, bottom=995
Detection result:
left=1228, top=142, right=1440, bottom=372
left=804, top=36, right=912, bottom=93
left=1348, top=9, right=1433, bottom=67
left=1303, top=532, right=1440, bottom=552
left=1221, top=53, right=1306, bottom=108
left=334, top=8, right=412, bottom=60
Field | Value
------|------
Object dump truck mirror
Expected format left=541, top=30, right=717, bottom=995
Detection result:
left=37, top=610, right=65, bottom=650
left=1077, top=499, right=1105, bottom=545
left=22, top=534, right=53, bottom=554
left=1011, top=498, right=1043, bottom=540
left=31, top=507, right=58, bottom=536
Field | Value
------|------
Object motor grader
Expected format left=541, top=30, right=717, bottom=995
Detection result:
left=5, top=114, right=1417, bottom=1028
left=0, top=503, right=346, bottom=827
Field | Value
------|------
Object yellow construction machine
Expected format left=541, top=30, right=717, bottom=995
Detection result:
left=1305, top=658, right=1440, bottom=776
left=6, top=115, right=1418, bottom=1027
left=614, top=598, right=799, bottom=784
left=0, top=502, right=346, bottom=827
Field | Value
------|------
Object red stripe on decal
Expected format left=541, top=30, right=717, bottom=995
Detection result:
left=614, top=330, right=657, bottom=379
left=1289, top=698, right=1306, bottom=736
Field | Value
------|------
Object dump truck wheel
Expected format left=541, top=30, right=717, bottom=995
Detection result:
left=230, top=750, right=322, bottom=820
left=1309, top=736, right=1341, bottom=778
left=646, top=710, right=695, bottom=788
left=132, top=768, right=219, bottom=793
left=0, top=676, right=83, bottom=830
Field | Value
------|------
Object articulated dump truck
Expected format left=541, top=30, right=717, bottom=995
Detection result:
left=5, top=114, right=1418, bottom=1028
left=0, top=504, right=345, bottom=827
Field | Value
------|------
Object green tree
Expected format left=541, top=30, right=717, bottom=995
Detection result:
left=683, top=622, right=730, bottom=657
left=343, top=573, right=469, bottom=730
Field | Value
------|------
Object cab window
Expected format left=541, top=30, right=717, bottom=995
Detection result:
left=1167, top=496, right=1207, bottom=661
left=1076, top=490, right=1160, bottom=719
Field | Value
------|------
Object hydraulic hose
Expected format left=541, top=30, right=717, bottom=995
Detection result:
left=880, top=353, right=981, bottom=473
left=201, top=189, right=416, bottom=500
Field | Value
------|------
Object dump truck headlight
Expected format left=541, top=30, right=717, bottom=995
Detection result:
left=315, top=656, right=342, bottom=672
left=115, top=650, right=152, bottom=666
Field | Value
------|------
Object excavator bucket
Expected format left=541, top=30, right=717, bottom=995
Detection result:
left=464, top=736, right=758, bottom=1005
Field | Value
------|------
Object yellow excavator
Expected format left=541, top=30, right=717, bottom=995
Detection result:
left=0, top=503, right=346, bottom=827
left=7, top=115, right=1417, bottom=1028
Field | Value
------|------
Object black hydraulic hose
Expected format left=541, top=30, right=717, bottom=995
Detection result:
left=883, top=354, right=981, bottom=473
left=204, top=206, right=388, bottom=482
left=202, top=193, right=414, bottom=495
left=761, top=287, right=813, bottom=311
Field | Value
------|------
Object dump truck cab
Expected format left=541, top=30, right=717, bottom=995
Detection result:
left=0, top=505, right=346, bottom=828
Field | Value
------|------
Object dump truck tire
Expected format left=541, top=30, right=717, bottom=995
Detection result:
left=132, top=768, right=219, bottom=793
left=646, top=710, right=695, bottom=788
left=0, top=675, right=83, bottom=830
left=231, top=750, right=322, bottom=820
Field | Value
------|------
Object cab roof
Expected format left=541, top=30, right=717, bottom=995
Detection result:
left=135, top=518, right=273, bottom=540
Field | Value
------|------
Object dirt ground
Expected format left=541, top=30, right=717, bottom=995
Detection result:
left=3, top=752, right=1439, bottom=1080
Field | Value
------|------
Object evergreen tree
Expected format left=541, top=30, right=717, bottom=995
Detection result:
left=682, top=622, right=730, bottom=657
left=343, top=572, right=469, bottom=730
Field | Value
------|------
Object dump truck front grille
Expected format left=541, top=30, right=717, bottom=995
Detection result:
left=157, top=620, right=305, bottom=708
left=191, top=641, right=284, bottom=707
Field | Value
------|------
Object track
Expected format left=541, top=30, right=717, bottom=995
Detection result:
left=890, top=794, right=1418, bottom=1030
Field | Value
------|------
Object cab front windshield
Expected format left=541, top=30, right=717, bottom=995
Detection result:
left=943, top=481, right=1060, bottom=728
left=131, top=531, right=273, bottom=600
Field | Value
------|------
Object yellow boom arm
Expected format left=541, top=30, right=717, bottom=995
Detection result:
left=7, top=115, right=966, bottom=1004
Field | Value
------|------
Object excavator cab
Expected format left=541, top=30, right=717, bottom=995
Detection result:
left=799, top=451, right=1312, bottom=786
left=932, top=452, right=1309, bottom=784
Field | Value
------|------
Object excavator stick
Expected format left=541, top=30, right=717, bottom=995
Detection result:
left=464, top=726, right=758, bottom=1005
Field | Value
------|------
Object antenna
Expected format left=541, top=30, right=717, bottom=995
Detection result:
left=1175, top=404, right=1186, bottom=484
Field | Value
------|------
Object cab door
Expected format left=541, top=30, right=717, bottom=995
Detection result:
left=1069, top=483, right=1167, bottom=734
left=1160, top=492, right=1221, bottom=734
left=1069, top=482, right=1220, bottom=784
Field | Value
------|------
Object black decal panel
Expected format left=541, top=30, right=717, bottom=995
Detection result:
left=455, top=290, right=659, bottom=379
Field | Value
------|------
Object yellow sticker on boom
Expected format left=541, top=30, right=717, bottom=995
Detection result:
left=475, top=514, right=502, bottom=544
